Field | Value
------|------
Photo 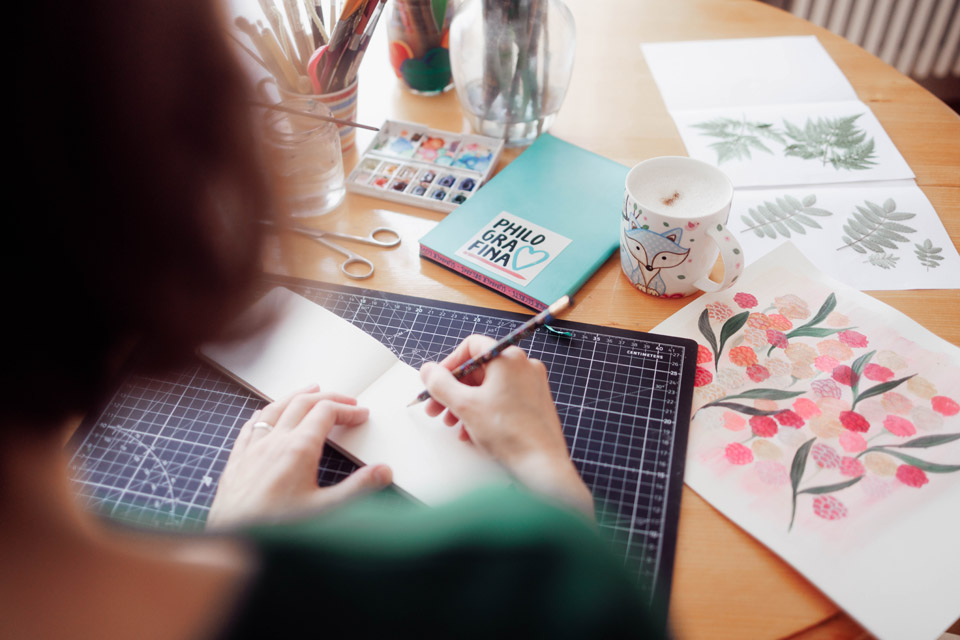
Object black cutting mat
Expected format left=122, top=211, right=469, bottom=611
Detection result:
left=68, top=275, right=696, bottom=608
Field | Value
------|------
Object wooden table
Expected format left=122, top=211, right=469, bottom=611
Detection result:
left=259, top=1, right=960, bottom=636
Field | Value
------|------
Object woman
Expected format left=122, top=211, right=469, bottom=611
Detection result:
left=4, top=0, right=655, bottom=637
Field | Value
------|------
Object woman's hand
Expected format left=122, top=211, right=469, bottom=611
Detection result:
left=419, top=336, right=594, bottom=518
left=206, top=384, right=392, bottom=528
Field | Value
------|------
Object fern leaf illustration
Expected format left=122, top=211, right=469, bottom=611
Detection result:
left=782, top=114, right=877, bottom=170
left=866, top=252, right=900, bottom=269
left=693, top=116, right=783, bottom=164
left=915, top=239, right=944, bottom=270
left=740, top=194, right=833, bottom=240
left=838, top=198, right=917, bottom=253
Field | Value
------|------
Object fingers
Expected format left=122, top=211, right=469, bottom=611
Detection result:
left=232, top=408, right=263, bottom=452
left=254, top=382, right=321, bottom=433
left=307, top=464, right=393, bottom=510
left=439, top=334, right=499, bottom=369
left=274, top=391, right=357, bottom=432
left=295, top=398, right=369, bottom=445
left=420, top=362, right=473, bottom=416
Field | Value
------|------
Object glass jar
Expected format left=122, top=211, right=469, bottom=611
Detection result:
left=450, top=0, right=575, bottom=146
left=263, top=98, right=346, bottom=217
left=387, top=0, right=455, bottom=95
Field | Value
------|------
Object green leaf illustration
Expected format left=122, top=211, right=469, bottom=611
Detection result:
left=692, top=116, right=785, bottom=164
left=804, top=292, right=837, bottom=328
left=698, top=309, right=719, bottom=368
left=915, top=239, right=944, bottom=270
left=852, top=374, right=915, bottom=410
left=740, top=193, right=833, bottom=239
left=782, top=114, right=877, bottom=170
left=865, top=252, right=900, bottom=269
left=838, top=199, right=917, bottom=254
left=785, top=326, right=845, bottom=339
left=850, top=350, right=874, bottom=378
left=797, top=476, right=863, bottom=496
left=718, top=311, right=750, bottom=365
left=791, top=438, right=815, bottom=494
left=789, top=438, right=816, bottom=531
left=699, top=401, right=791, bottom=416
left=719, top=389, right=807, bottom=402
left=862, top=449, right=960, bottom=473
left=875, top=432, right=960, bottom=449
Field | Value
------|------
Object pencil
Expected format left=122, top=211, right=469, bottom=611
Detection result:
left=406, top=296, right=574, bottom=407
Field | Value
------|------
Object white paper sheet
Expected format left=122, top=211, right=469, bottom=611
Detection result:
left=201, top=287, right=510, bottom=505
left=641, top=36, right=858, bottom=110
left=673, top=101, right=915, bottom=187
left=653, top=244, right=960, bottom=640
left=731, top=183, right=960, bottom=290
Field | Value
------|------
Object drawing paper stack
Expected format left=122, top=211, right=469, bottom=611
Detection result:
left=641, top=36, right=960, bottom=290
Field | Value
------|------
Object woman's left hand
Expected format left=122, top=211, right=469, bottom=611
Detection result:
left=206, top=384, right=392, bottom=528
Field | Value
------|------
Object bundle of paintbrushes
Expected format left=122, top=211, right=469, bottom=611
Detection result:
left=234, top=0, right=388, bottom=94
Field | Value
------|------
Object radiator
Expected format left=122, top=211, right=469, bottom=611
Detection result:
left=781, top=0, right=959, bottom=80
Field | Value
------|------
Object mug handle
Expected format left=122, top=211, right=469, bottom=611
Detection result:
left=693, top=222, right=745, bottom=293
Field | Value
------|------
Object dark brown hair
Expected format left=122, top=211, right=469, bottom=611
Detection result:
left=8, top=0, right=271, bottom=433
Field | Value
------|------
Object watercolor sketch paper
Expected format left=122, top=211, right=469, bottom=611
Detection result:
left=641, top=36, right=857, bottom=111
left=731, top=184, right=960, bottom=290
left=671, top=102, right=914, bottom=188
left=640, top=37, right=914, bottom=187
left=201, top=287, right=509, bottom=505
left=653, top=244, right=960, bottom=640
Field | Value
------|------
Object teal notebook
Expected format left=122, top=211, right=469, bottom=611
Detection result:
left=419, top=134, right=629, bottom=310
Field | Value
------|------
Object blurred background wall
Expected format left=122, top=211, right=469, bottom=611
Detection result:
left=759, top=0, right=960, bottom=113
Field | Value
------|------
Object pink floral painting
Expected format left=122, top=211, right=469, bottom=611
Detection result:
left=678, top=268, right=960, bottom=535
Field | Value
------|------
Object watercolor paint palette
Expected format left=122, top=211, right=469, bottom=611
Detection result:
left=346, top=120, right=505, bottom=212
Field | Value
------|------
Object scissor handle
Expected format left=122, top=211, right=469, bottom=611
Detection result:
left=339, top=256, right=375, bottom=279
left=361, top=227, right=401, bottom=247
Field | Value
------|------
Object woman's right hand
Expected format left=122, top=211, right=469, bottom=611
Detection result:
left=419, top=335, right=594, bottom=518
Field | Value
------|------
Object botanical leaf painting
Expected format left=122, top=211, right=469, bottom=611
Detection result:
left=914, top=239, right=944, bottom=270
left=782, top=114, right=877, bottom=170
left=728, top=185, right=960, bottom=290
left=740, top=193, right=833, bottom=240
left=838, top=198, right=916, bottom=254
left=691, top=116, right=785, bottom=164
left=691, top=113, right=878, bottom=171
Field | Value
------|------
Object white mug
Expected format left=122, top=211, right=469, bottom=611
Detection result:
left=620, top=156, right=743, bottom=298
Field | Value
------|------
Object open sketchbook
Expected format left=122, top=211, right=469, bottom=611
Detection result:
left=201, top=287, right=509, bottom=505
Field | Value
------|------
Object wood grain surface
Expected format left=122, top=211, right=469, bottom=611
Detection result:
left=258, top=1, right=960, bottom=636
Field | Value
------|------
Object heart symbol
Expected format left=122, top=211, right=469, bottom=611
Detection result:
left=686, top=221, right=700, bottom=230
left=512, top=246, right=550, bottom=270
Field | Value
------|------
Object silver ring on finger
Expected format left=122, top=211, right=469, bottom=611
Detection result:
left=251, top=421, right=275, bottom=432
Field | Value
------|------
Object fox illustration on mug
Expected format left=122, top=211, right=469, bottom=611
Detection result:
left=621, top=225, right=690, bottom=296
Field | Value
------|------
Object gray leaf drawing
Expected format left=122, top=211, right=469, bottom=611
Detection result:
left=783, top=114, right=877, bottom=170
left=838, top=198, right=917, bottom=254
left=740, top=193, right=833, bottom=239
left=915, top=239, right=944, bottom=270
left=865, top=252, right=900, bottom=269
left=692, top=116, right=785, bottom=164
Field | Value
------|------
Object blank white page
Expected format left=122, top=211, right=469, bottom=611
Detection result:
left=201, top=287, right=398, bottom=399
left=345, top=361, right=509, bottom=506
left=201, top=286, right=509, bottom=505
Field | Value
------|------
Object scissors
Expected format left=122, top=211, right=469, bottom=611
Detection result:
left=261, top=221, right=401, bottom=279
